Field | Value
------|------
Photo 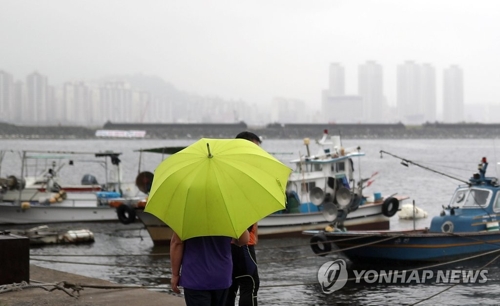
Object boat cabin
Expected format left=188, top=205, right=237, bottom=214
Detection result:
left=429, top=157, right=500, bottom=233
left=285, top=141, right=365, bottom=214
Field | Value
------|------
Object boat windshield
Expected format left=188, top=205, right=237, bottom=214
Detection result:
left=450, top=189, right=467, bottom=206
left=451, top=188, right=491, bottom=208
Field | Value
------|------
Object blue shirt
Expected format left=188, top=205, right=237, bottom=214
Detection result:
left=179, top=236, right=233, bottom=290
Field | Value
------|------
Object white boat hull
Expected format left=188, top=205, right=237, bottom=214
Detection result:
left=0, top=193, right=142, bottom=224
left=134, top=202, right=389, bottom=245
left=136, top=211, right=173, bottom=245
left=0, top=203, right=118, bottom=224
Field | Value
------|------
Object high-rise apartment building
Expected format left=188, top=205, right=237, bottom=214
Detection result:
left=397, top=61, right=421, bottom=123
left=14, top=81, right=26, bottom=123
left=323, top=62, right=364, bottom=123
left=63, top=82, right=91, bottom=125
left=443, top=65, right=464, bottom=123
left=328, top=63, right=345, bottom=95
left=26, top=72, right=49, bottom=124
left=100, top=81, right=128, bottom=123
left=99, top=81, right=151, bottom=124
left=88, top=87, right=102, bottom=125
left=358, top=61, right=384, bottom=122
left=420, top=64, right=437, bottom=122
left=397, top=61, right=437, bottom=124
left=0, top=70, right=14, bottom=123
left=130, top=90, right=150, bottom=123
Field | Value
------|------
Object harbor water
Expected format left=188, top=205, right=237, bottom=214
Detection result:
left=2, top=138, right=500, bottom=305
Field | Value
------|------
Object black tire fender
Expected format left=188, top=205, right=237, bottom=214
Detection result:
left=382, top=197, right=399, bottom=217
left=310, top=234, right=332, bottom=256
left=348, top=193, right=361, bottom=213
left=117, top=204, right=136, bottom=225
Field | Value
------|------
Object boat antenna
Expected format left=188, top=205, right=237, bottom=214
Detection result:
left=357, top=146, right=362, bottom=194
left=379, top=150, right=470, bottom=185
left=494, top=138, right=499, bottom=178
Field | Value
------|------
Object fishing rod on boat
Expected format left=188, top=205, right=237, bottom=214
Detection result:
left=379, top=150, right=470, bottom=185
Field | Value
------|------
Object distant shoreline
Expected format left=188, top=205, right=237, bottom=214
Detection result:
left=2, top=122, right=500, bottom=139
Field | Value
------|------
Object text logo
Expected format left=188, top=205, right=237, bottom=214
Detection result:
left=352, top=269, right=488, bottom=284
left=317, top=263, right=489, bottom=294
left=317, top=259, right=348, bottom=294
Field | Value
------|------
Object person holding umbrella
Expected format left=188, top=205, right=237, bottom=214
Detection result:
left=144, top=137, right=291, bottom=306
left=226, top=131, right=262, bottom=306
left=170, top=230, right=249, bottom=305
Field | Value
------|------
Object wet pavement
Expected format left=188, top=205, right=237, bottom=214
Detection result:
left=0, top=265, right=185, bottom=306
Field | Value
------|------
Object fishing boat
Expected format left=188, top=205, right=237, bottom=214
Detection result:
left=0, top=150, right=143, bottom=224
left=123, top=146, right=185, bottom=243
left=305, top=153, right=500, bottom=263
left=123, top=131, right=408, bottom=245
left=268, top=130, right=408, bottom=237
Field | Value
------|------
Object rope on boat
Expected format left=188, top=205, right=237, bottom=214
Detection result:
left=0, top=281, right=82, bottom=298
left=258, top=235, right=403, bottom=263
left=28, top=234, right=378, bottom=261
left=30, top=253, right=170, bottom=257
left=260, top=247, right=500, bottom=289
left=28, top=234, right=400, bottom=269
left=257, top=234, right=381, bottom=251
left=332, top=247, right=500, bottom=284
left=447, top=231, right=500, bottom=247
left=7, top=248, right=500, bottom=302
left=0, top=279, right=170, bottom=299
left=301, top=229, right=500, bottom=260
left=34, top=235, right=382, bottom=266
left=409, top=253, right=500, bottom=306
left=30, top=258, right=168, bottom=268
left=26, top=234, right=500, bottom=295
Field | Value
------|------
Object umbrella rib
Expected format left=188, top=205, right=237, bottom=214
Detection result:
left=222, top=157, right=288, bottom=203
left=210, top=166, right=239, bottom=238
left=217, top=159, right=288, bottom=223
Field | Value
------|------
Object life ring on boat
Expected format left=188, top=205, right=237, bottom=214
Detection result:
left=117, top=204, right=136, bottom=225
left=382, top=197, right=399, bottom=217
left=441, top=221, right=454, bottom=233
left=310, top=234, right=332, bottom=256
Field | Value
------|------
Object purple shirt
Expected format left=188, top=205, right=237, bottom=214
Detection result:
left=179, top=236, right=233, bottom=290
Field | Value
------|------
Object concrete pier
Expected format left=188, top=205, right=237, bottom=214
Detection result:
left=0, top=264, right=185, bottom=306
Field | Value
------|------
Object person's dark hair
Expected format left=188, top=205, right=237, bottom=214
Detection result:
left=235, top=131, right=262, bottom=144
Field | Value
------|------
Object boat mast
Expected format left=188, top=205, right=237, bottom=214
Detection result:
left=17, top=151, right=26, bottom=205
left=357, top=146, right=362, bottom=194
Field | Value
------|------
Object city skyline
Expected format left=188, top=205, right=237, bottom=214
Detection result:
left=1, top=1, right=500, bottom=112
left=0, top=61, right=492, bottom=126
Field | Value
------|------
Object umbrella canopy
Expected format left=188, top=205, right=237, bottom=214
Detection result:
left=145, top=138, right=292, bottom=240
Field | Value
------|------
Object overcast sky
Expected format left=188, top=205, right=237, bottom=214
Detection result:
left=1, top=0, right=500, bottom=110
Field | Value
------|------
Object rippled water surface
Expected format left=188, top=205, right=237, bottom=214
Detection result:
left=2, top=138, right=500, bottom=305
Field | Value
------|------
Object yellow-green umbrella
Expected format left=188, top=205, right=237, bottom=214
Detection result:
left=144, top=138, right=292, bottom=241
